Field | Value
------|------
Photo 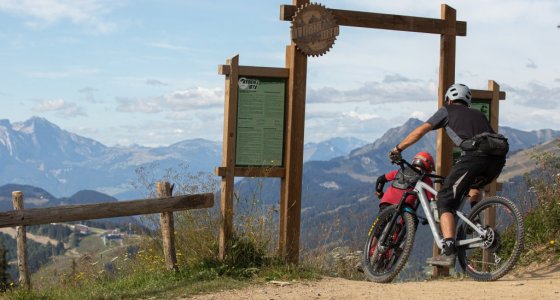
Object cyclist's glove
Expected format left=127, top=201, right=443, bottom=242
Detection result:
left=388, top=146, right=402, bottom=162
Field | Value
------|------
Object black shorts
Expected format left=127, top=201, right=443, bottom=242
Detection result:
left=437, top=154, right=506, bottom=214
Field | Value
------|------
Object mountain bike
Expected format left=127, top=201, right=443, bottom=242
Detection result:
left=362, top=159, right=524, bottom=283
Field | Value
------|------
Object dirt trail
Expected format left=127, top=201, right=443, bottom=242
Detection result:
left=188, top=262, right=560, bottom=300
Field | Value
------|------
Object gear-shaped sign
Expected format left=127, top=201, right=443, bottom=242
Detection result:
left=291, top=3, right=339, bottom=57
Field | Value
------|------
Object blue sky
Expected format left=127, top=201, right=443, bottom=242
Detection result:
left=1, top=0, right=559, bottom=147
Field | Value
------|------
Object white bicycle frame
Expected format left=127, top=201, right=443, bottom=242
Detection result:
left=414, top=180, right=488, bottom=250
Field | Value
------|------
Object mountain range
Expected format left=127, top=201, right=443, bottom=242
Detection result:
left=0, top=117, right=371, bottom=199
left=1, top=117, right=558, bottom=202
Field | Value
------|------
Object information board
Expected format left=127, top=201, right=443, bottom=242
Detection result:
left=235, top=77, right=286, bottom=166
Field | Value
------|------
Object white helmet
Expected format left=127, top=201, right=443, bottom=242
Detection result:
left=445, top=83, right=472, bottom=106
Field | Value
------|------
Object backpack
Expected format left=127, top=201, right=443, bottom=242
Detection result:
left=391, top=166, right=422, bottom=190
left=460, top=132, right=509, bottom=156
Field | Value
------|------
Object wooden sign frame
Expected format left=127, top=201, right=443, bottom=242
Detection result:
left=217, top=1, right=493, bottom=267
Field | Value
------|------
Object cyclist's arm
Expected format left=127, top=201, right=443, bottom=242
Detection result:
left=395, top=122, right=433, bottom=151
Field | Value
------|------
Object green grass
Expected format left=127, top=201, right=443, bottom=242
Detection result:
left=3, top=259, right=321, bottom=300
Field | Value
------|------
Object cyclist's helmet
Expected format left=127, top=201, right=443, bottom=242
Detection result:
left=445, top=83, right=472, bottom=107
left=412, top=152, right=434, bottom=174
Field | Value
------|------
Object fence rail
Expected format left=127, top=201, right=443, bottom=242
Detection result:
left=2, top=182, right=214, bottom=290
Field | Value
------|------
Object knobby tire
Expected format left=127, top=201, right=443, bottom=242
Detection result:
left=362, top=205, right=416, bottom=283
left=457, top=196, right=524, bottom=281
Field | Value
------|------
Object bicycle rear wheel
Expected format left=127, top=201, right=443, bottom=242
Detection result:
left=457, top=196, right=524, bottom=281
left=362, top=205, right=416, bottom=283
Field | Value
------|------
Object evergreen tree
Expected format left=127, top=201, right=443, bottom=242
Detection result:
left=0, top=244, right=10, bottom=291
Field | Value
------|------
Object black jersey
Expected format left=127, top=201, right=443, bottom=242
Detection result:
left=425, top=104, right=494, bottom=146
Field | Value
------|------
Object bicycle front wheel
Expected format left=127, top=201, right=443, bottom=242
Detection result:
left=362, top=205, right=416, bottom=283
left=456, top=196, right=524, bottom=281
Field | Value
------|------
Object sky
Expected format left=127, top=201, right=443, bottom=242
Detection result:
left=0, top=0, right=559, bottom=147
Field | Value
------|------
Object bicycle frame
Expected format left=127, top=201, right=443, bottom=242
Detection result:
left=414, top=180, right=487, bottom=250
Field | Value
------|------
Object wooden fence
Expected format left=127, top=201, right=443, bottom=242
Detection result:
left=0, top=181, right=214, bottom=290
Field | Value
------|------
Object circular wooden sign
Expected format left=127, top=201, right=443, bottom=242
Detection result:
left=291, top=3, right=339, bottom=57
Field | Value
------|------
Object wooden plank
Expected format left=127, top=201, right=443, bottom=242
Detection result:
left=433, top=4, right=457, bottom=278
left=158, top=182, right=178, bottom=272
left=218, top=55, right=239, bottom=261
left=219, top=65, right=290, bottom=78
left=13, top=191, right=30, bottom=290
left=471, top=89, right=506, bottom=101
left=215, top=167, right=285, bottom=178
left=280, top=6, right=308, bottom=262
left=280, top=5, right=467, bottom=36
left=0, top=193, right=214, bottom=228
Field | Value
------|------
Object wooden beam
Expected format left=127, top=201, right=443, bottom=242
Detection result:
left=215, top=167, right=285, bottom=178
left=218, top=55, right=239, bottom=261
left=158, top=182, right=178, bottom=272
left=0, top=193, right=214, bottom=228
left=471, top=89, right=506, bottom=101
left=280, top=5, right=467, bottom=36
left=433, top=4, right=457, bottom=278
left=219, top=65, right=290, bottom=78
left=13, top=191, right=30, bottom=290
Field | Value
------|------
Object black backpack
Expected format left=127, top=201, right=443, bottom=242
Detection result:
left=460, top=132, right=509, bottom=156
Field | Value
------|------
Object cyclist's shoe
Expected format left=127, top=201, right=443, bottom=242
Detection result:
left=355, top=261, right=364, bottom=273
left=426, top=254, right=456, bottom=267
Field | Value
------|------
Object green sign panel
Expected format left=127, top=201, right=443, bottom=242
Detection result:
left=453, top=99, right=492, bottom=164
left=470, top=99, right=491, bottom=120
left=235, top=77, right=286, bottom=167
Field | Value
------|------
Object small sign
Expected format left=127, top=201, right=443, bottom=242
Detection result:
left=291, top=3, right=339, bottom=57
left=235, top=77, right=286, bottom=167
left=471, top=100, right=490, bottom=120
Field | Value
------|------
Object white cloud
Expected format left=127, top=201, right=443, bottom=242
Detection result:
left=526, top=59, right=537, bottom=69
left=342, top=111, right=379, bottom=121
left=505, top=82, right=560, bottom=109
left=308, top=76, right=436, bottom=104
left=78, top=86, right=100, bottom=103
left=32, top=98, right=86, bottom=117
left=146, top=79, right=168, bottom=86
left=0, top=0, right=118, bottom=32
left=114, top=87, right=223, bottom=115
left=163, top=87, right=223, bottom=110
left=116, top=97, right=163, bottom=113
left=410, top=111, right=428, bottom=120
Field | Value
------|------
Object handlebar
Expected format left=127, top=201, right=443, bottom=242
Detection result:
left=391, top=158, right=445, bottom=182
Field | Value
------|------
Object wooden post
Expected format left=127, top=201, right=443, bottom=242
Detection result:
left=157, top=182, right=178, bottom=272
left=218, top=55, right=239, bottom=261
left=12, top=191, right=30, bottom=290
left=432, top=4, right=457, bottom=277
left=279, top=0, right=309, bottom=264
left=482, top=80, right=500, bottom=267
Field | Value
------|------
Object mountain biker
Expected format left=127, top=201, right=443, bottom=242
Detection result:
left=357, top=151, right=435, bottom=273
left=376, top=151, right=436, bottom=212
left=387, top=83, right=508, bottom=267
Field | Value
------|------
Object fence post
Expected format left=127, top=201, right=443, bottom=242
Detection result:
left=12, top=191, right=31, bottom=290
left=157, top=182, right=178, bottom=272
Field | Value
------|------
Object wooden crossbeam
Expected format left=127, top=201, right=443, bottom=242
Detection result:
left=280, top=5, right=467, bottom=36
left=0, top=193, right=214, bottom=228
left=471, top=89, right=506, bottom=100
left=219, top=65, right=290, bottom=78
left=215, top=167, right=285, bottom=178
